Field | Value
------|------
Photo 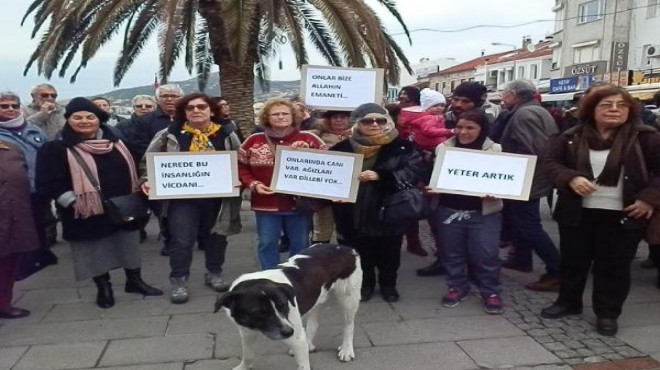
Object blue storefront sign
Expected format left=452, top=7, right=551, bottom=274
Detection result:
left=549, top=76, right=594, bottom=93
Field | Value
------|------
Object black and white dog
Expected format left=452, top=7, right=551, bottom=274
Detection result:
left=214, top=243, right=362, bottom=370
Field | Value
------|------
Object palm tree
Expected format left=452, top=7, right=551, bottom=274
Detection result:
left=22, top=0, right=412, bottom=135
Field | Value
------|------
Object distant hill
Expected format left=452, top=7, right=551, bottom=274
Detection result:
left=96, top=73, right=300, bottom=105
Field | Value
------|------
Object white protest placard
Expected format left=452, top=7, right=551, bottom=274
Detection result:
left=270, top=147, right=364, bottom=202
left=146, top=151, right=240, bottom=200
left=300, top=65, right=384, bottom=110
left=429, top=146, right=537, bottom=201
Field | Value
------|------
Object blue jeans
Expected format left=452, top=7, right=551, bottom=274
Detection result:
left=436, top=206, right=502, bottom=295
left=255, top=212, right=311, bottom=269
left=505, top=198, right=561, bottom=277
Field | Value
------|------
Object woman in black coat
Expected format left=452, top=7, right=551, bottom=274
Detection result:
left=36, top=98, right=162, bottom=309
left=332, top=103, right=427, bottom=302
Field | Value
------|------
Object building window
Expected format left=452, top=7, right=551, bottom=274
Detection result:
left=450, top=80, right=456, bottom=91
left=434, top=83, right=439, bottom=91
left=517, top=66, right=526, bottom=79
left=648, top=0, right=659, bottom=18
left=578, top=0, right=604, bottom=24
left=530, top=64, right=539, bottom=79
left=573, top=45, right=600, bottom=63
left=553, top=1, right=565, bottom=32
left=442, top=81, right=447, bottom=92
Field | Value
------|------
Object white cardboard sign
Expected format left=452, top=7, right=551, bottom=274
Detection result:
left=146, top=151, right=240, bottom=199
left=270, top=147, right=364, bottom=202
left=300, top=65, right=384, bottom=110
left=429, top=146, right=537, bottom=201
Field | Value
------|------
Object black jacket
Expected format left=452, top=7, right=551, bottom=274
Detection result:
left=36, top=125, right=135, bottom=241
left=331, top=137, right=427, bottom=239
left=129, top=107, right=174, bottom=160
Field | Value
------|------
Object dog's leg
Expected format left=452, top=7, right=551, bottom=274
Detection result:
left=334, top=268, right=362, bottom=362
left=283, top=310, right=311, bottom=370
left=233, top=327, right=258, bottom=370
left=304, top=306, right=320, bottom=352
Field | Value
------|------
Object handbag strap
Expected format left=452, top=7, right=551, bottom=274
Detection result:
left=69, top=148, right=106, bottom=199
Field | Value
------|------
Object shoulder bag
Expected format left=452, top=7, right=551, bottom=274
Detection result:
left=70, top=149, right=151, bottom=231
left=378, top=172, right=429, bottom=224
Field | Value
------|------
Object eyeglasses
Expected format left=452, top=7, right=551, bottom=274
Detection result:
left=269, top=112, right=291, bottom=117
left=39, top=93, right=58, bottom=99
left=358, top=118, right=388, bottom=126
left=160, top=94, right=181, bottom=100
left=219, top=103, right=229, bottom=107
left=597, top=101, right=631, bottom=110
left=0, top=103, right=20, bottom=110
left=134, top=104, right=153, bottom=109
left=184, top=103, right=209, bottom=112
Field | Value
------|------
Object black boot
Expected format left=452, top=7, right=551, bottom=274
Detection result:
left=124, top=268, right=163, bottom=296
left=92, top=273, right=114, bottom=309
left=649, top=244, right=660, bottom=289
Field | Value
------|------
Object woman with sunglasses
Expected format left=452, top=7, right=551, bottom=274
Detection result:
left=331, top=103, right=427, bottom=302
left=140, top=93, right=241, bottom=304
left=238, top=98, right=326, bottom=270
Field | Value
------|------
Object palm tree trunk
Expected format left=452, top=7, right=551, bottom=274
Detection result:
left=219, top=59, right=257, bottom=138
left=199, top=2, right=257, bottom=139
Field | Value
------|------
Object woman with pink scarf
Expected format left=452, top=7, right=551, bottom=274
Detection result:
left=36, top=98, right=162, bottom=309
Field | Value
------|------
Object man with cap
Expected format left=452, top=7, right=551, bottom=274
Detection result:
left=497, top=79, right=561, bottom=292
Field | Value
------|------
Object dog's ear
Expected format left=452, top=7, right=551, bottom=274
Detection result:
left=214, top=292, right=235, bottom=313
left=263, top=284, right=296, bottom=314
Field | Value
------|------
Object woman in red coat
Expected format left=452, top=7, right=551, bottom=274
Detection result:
left=0, top=141, right=39, bottom=318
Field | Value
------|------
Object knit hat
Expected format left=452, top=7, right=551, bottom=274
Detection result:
left=400, top=86, right=421, bottom=105
left=452, top=82, right=487, bottom=107
left=323, top=110, right=351, bottom=119
left=420, top=88, right=447, bottom=111
left=64, top=97, right=110, bottom=123
left=350, top=103, right=395, bottom=127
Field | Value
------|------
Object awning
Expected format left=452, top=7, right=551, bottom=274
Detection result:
left=628, top=88, right=659, bottom=101
left=541, top=92, right=577, bottom=102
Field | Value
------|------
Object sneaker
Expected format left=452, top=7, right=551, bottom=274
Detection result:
left=205, top=272, right=230, bottom=293
left=482, top=294, right=504, bottom=315
left=441, top=288, right=469, bottom=308
left=170, top=277, right=189, bottom=304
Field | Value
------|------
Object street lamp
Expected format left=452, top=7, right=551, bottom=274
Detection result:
left=492, top=42, right=518, bottom=82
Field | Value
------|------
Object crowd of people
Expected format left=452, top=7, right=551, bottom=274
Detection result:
left=2, top=79, right=660, bottom=338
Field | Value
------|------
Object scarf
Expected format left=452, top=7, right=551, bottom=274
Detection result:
left=66, top=139, right=137, bottom=219
left=349, top=127, right=399, bottom=159
left=574, top=122, right=648, bottom=186
left=0, top=113, right=25, bottom=129
left=182, top=123, right=221, bottom=152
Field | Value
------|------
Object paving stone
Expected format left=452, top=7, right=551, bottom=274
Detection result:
left=574, top=361, right=621, bottom=369
left=458, top=336, right=560, bottom=368
left=552, top=333, right=571, bottom=341
left=576, top=348, right=595, bottom=357
left=0, top=316, right=168, bottom=346
left=565, top=340, right=586, bottom=349
left=600, top=337, right=627, bottom=346
left=184, top=359, right=238, bottom=369
left=13, top=341, right=105, bottom=369
left=612, top=346, right=644, bottom=358
left=582, top=338, right=607, bottom=347
left=361, top=315, right=523, bottom=346
left=564, top=357, right=587, bottom=365
left=0, top=346, right=28, bottom=369
left=592, top=346, right=616, bottom=355
left=617, top=324, right=660, bottom=356
left=42, top=299, right=168, bottom=323
left=602, top=353, right=625, bottom=361
left=529, top=329, right=551, bottom=337
left=554, top=350, right=579, bottom=359
left=536, top=336, right=556, bottom=344
left=543, top=342, right=569, bottom=352
left=80, top=364, right=183, bottom=370
left=509, top=317, right=526, bottom=325
left=100, top=333, right=213, bottom=366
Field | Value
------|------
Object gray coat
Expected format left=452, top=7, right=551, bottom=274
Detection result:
left=21, top=103, right=66, bottom=141
left=499, top=99, right=558, bottom=199
left=0, top=141, right=39, bottom=258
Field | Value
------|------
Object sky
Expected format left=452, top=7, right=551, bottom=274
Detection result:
left=1, top=0, right=556, bottom=101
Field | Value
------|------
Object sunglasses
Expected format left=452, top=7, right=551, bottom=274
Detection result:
left=0, top=103, right=20, bottom=110
left=184, top=103, right=209, bottom=112
left=134, top=104, right=154, bottom=109
left=358, top=117, right=388, bottom=126
left=39, top=93, right=58, bottom=99
left=160, top=94, right=181, bottom=99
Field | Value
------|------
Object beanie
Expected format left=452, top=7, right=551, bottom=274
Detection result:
left=400, top=86, right=421, bottom=105
left=64, top=97, right=110, bottom=123
left=452, top=82, right=487, bottom=107
left=350, top=103, right=395, bottom=127
left=420, top=88, right=447, bottom=111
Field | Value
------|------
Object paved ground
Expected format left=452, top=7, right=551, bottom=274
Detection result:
left=1, top=202, right=660, bottom=370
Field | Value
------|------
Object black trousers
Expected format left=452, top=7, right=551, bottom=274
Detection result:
left=557, top=208, right=643, bottom=319
left=350, top=235, right=403, bottom=290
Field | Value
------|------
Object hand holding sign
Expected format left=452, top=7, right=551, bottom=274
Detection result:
left=358, top=170, right=379, bottom=182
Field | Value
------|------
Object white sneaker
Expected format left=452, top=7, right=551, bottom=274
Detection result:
left=170, top=277, right=189, bottom=304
